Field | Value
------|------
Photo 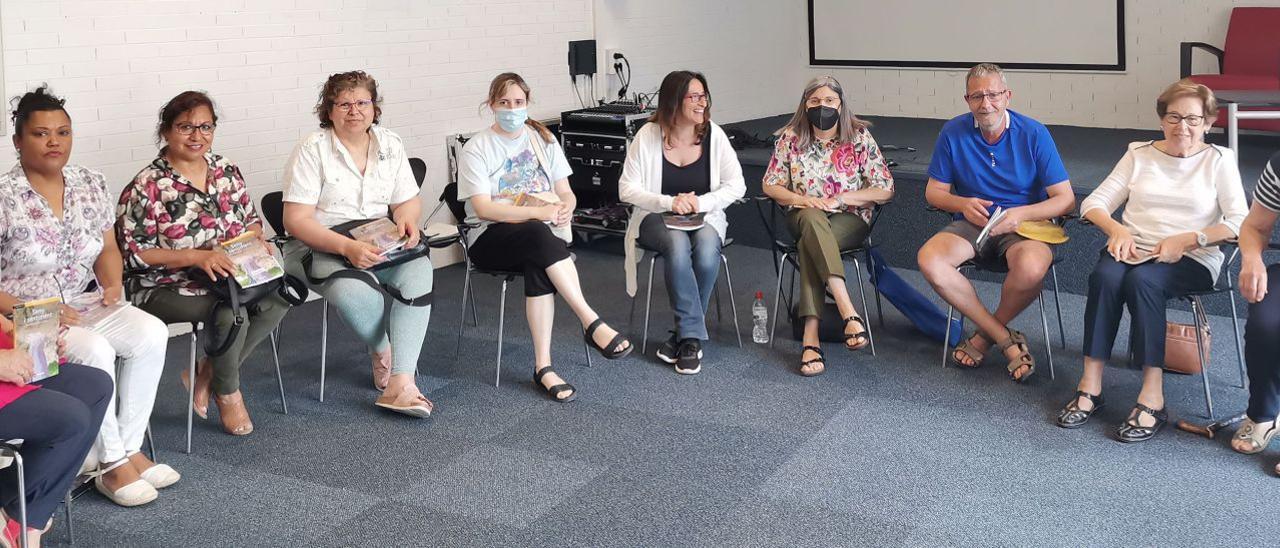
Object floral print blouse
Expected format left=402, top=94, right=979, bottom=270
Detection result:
left=0, top=164, right=115, bottom=302
left=117, top=153, right=262, bottom=296
left=762, top=128, right=895, bottom=222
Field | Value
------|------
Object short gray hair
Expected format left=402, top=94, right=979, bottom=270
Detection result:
left=965, top=63, right=1008, bottom=89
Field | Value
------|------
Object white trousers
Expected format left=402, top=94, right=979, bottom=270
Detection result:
left=62, top=305, right=169, bottom=464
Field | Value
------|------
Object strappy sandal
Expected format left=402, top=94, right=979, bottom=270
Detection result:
left=584, top=318, right=633, bottom=360
left=842, top=316, right=870, bottom=351
left=995, top=329, right=1036, bottom=382
left=1115, top=403, right=1168, bottom=443
left=1232, top=418, right=1278, bottom=455
left=534, top=367, right=577, bottom=402
left=1056, top=391, right=1105, bottom=429
left=799, top=345, right=826, bottom=377
left=950, top=331, right=993, bottom=368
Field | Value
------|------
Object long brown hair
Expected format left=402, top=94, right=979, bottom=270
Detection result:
left=314, top=70, right=383, bottom=129
left=649, top=70, right=710, bottom=149
left=775, top=75, right=869, bottom=150
left=481, top=72, right=554, bottom=143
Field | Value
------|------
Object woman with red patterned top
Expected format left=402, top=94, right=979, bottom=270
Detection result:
left=761, top=76, right=895, bottom=376
left=117, top=91, right=292, bottom=437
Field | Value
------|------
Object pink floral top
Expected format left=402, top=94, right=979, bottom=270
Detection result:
left=762, top=128, right=895, bottom=222
left=0, top=164, right=114, bottom=302
left=116, top=153, right=261, bottom=296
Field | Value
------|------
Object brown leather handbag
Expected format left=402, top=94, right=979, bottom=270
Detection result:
left=1164, top=304, right=1211, bottom=375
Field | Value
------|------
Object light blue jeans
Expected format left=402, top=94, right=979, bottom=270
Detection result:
left=637, top=213, right=722, bottom=340
left=284, top=240, right=433, bottom=375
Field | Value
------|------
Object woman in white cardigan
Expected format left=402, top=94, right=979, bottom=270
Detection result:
left=1056, top=79, right=1249, bottom=442
left=618, top=71, right=745, bottom=375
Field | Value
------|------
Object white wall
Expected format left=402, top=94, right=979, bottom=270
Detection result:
left=0, top=0, right=594, bottom=212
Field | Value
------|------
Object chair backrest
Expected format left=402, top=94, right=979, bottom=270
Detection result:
left=439, top=182, right=467, bottom=224
left=260, top=191, right=286, bottom=236
left=409, top=157, right=426, bottom=188
left=1223, top=7, right=1280, bottom=76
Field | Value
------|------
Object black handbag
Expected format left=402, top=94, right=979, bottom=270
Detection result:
left=299, top=218, right=434, bottom=316
left=188, top=269, right=308, bottom=357
left=327, top=218, right=431, bottom=271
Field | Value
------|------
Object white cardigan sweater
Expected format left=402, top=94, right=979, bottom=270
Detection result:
left=617, top=121, right=746, bottom=296
left=1080, top=141, right=1249, bottom=281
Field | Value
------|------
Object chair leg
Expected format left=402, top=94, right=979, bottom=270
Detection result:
left=186, top=330, right=196, bottom=455
left=495, top=278, right=508, bottom=388
left=769, top=253, right=788, bottom=349
left=14, top=452, right=26, bottom=548
left=641, top=255, right=656, bottom=355
left=270, top=332, right=287, bottom=415
left=942, top=305, right=955, bottom=369
left=865, top=247, right=886, bottom=328
left=319, top=303, right=329, bottom=403
left=468, top=280, right=479, bottom=327
left=722, top=254, right=743, bottom=348
left=581, top=324, right=593, bottom=368
left=852, top=258, right=875, bottom=356
left=456, top=268, right=471, bottom=360
left=1037, top=292, right=1055, bottom=381
left=1191, top=298, right=1214, bottom=420
left=1228, top=290, right=1247, bottom=389
left=63, top=485, right=73, bottom=545
left=145, top=425, right=156, bottom=463
left=1051, top=265, right=1066, bottom=349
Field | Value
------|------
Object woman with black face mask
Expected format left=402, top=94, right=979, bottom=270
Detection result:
left=761, top=76, right=895, bottom=376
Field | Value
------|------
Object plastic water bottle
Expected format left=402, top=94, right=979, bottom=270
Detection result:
left=752, top=291, right=769, bottom=344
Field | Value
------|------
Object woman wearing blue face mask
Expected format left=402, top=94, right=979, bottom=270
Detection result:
left=456, top=72, right=633, bottom=403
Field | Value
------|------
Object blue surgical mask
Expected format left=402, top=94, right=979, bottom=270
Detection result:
left=495, top=108, right=528, bottom=132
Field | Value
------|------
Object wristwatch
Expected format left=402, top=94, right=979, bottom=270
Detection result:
left=1195, top=231, right=1208, bottom=248
left=835, top=194, right=846, bottom=208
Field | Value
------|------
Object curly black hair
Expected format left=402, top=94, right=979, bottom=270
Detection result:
left=9, top=84, right=68, bottom=135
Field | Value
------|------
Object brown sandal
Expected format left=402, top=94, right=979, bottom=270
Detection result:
left=213, top=391, right=254, bottom=436
left=950, top=331, right=992, bottom=368
left=995, top=329, right=1036, bottom=382
left=374, top=385, right=435, bottom=418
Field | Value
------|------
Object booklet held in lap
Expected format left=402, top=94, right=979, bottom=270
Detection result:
left=348, top=218, right=409, bottom=256
left=220, top=232, right=285, bottom=288
left=662, top=212, right=706, bottom=231
left=13, top=296, right=61, bottom=381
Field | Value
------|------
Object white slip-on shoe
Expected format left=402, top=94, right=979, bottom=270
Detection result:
left=139, top=463, right=181, bottom=489
left=93, top=468, right=158, bottom=507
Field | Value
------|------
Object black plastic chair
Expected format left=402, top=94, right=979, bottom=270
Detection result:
left=754, top=196, right=888, bottom=354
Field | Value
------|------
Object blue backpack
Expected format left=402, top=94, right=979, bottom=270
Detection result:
left=867, top=248, right=961, bottom=346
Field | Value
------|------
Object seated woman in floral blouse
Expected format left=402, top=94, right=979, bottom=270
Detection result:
left=117, top=91, right=292, bottom=437
left=761, top=75, right=895, bottom=376
left=0, top=86, right=173, bottom=508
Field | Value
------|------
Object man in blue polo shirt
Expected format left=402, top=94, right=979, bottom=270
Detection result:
left=917, top=63, right=1075, bottom=382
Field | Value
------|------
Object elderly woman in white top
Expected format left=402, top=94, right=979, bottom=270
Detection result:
left=281, top=71, right=435, bottom=418
left=1055, top=79, right=1249, bottom=442
left=0, top=86, right=174, bottom=507
left=618, top=70, right=745, bottom=375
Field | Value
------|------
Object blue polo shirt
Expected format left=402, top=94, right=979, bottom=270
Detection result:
left=927, top=109, right=1069, bottom=214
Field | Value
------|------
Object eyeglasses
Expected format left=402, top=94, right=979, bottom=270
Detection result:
left=335, top=100, right=373, bottom=112
left=685, top=93, right=710, bottom=104
left=176, top=123, right=216, bottom=136
left=963, top=90, right=1009, bottom=104
left=806, top=96, right=841, bottom=107
left=1162, top=113, right=1205, bottom=127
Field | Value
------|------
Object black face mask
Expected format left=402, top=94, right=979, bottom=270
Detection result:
left=806, top=105, right=839, bottom=131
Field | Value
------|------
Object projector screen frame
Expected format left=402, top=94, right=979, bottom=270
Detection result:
left=807, top=0, right=1126, bottom=72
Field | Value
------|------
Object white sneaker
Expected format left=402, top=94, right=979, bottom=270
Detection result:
left=139, top=463, right=181, bottom=489
left=93, top=474, right=158, bottom=507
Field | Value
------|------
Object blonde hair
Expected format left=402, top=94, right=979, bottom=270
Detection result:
left=1156, top=78, right=1218, bottom=120
left=481, top=72, right=554, bottom=143
left=774, top=75, right=869, bottom=149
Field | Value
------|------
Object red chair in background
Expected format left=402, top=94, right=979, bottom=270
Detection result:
left=1180, top=7, right=1280, bottom=132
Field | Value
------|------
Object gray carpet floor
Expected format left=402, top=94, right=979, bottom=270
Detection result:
left=51, top=241, right=1269, bottom=547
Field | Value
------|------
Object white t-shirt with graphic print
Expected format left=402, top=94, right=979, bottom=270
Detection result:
left=456, top=126, right=572, bottom=244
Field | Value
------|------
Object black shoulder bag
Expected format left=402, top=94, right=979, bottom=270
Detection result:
left=299, top=218, right=435, bottom=322
left=187, top=270, right=309, bottom=357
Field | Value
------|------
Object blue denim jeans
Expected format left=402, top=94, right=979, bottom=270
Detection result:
left=638, top=213, right=722, bottom=340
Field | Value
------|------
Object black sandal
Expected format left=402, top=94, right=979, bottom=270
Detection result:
left=533, top=367, right=576, bottom=403
left=584, top=318, right=633, bottom=360
left=1115, top=403, right=1167, bottom=443
left=799, top=345, right=826, bottom=377
left=1056, top=391, right=1104, bottom=429
left=842, top=316, right=870, bottom=352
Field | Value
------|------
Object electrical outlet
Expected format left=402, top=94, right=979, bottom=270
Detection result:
left=606, top=49, right=623, bottom=74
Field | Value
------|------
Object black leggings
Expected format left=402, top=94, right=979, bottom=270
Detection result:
left=469, top=222, right=571, bottom=297
left=1246, top=264, right=1280, bottom=422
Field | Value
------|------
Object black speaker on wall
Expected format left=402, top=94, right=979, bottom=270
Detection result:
left=568, top=39, right=597, bottom=76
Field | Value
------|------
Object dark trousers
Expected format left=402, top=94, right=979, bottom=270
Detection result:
left=469, top=222, right=572, bottom=297
left=0, top=364, right=112, bottom=527
left=1082, top=252, right=1213, bottom=369
left=1246, top=264, right=1280, bottom=421
left=139, top=289, right=292, bottom=395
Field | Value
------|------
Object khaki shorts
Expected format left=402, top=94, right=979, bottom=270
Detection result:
left=938, top=219, right=1033, bottom=271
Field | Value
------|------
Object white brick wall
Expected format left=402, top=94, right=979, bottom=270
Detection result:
left=597, top=0, right=1280, bottom=131
left=0, top=0, right=595, bottom=219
